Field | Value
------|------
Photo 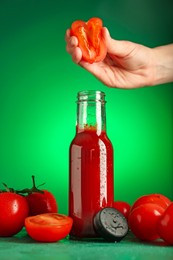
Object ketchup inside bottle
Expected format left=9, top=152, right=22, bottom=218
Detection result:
left=69, top=91, right=114, bottom=239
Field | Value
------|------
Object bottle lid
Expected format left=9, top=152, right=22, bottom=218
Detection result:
left=93, top=207, right=128, bottom=242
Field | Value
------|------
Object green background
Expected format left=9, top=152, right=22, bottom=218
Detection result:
left=0, top=0, right=173, bottom=215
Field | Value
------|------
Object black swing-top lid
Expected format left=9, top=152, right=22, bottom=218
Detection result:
left=93, top=207, right=129, bottom=242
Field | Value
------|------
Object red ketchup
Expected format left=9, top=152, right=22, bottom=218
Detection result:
left=69, top=90, right=114, bottom=239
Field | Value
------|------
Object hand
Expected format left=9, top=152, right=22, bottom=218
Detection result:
left=65, top=27, right=155, bottom=89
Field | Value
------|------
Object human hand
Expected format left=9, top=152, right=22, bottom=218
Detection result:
left=65, top=27, right=156, bottom=89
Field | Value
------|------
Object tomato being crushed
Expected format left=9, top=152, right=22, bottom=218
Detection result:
left=25, top=213, right=73, bottom=242
left=70, top=17, right=107, bottom=63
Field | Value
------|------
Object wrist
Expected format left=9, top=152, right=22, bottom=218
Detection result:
left=152, top=44, right=173, bottom=86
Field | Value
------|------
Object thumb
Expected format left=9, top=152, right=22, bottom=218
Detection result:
left=103, top=27, right=135, bottom=57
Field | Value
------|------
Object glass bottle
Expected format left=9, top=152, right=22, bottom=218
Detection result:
left=69, top=90, right=114, bottom=239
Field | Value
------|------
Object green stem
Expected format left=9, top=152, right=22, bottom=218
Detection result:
left=16, top=175, right=44, bottom=195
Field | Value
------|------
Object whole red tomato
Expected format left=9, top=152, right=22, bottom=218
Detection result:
left=0, top=192, right=29, bottom=237
left=128, top=203, right=165, bottom=241
left=70, top=17, right=107, bottom=63
left=26, top=190, right=58, bottom=216
left=113, top=201, right=131, bottom=219
left=25, top=213, right=73, bottom=242
left=16, top=176, right=58, bottom=216
left=130, top=193, right=171, bottom=213
left=157, top=202, right=173, bottom=245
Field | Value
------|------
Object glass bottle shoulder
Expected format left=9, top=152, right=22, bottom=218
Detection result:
left=70, top=129, right=113, bottom=149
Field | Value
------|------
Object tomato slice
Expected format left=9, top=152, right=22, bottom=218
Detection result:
left=25, top=213, right=73, bottom=242
left=70, top=17, right=107, bottom=63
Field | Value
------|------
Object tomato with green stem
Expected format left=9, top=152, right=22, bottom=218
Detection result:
left=17, top=175, right=58, bottom=216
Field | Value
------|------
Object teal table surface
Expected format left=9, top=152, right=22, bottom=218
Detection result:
left=0, top=229, right=173, bottom=260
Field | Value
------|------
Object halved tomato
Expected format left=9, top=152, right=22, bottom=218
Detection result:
left=70, top=17, right=107, bottom=63
left=25, top=213, right=73, bottom=242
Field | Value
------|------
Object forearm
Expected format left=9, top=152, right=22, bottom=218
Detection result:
left=153, top=44, right=173, bottom=85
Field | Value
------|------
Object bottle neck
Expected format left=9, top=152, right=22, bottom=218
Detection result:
left=76, top=91, right=106, bottom=135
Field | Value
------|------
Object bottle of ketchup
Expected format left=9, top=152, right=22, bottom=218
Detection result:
left=69, top=90, right=114, bottom=239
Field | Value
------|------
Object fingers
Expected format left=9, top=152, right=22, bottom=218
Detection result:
left=65, top=28, right=70, bottom=41
left=65, top=36, right=78, bottom=53
left=102, top=27, right=137, bottom=58
left=65, top=29, right=78, bottom=54
left=65, top=29, right=82, bottom=64
left=71, top=47, right=83, bottom=64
